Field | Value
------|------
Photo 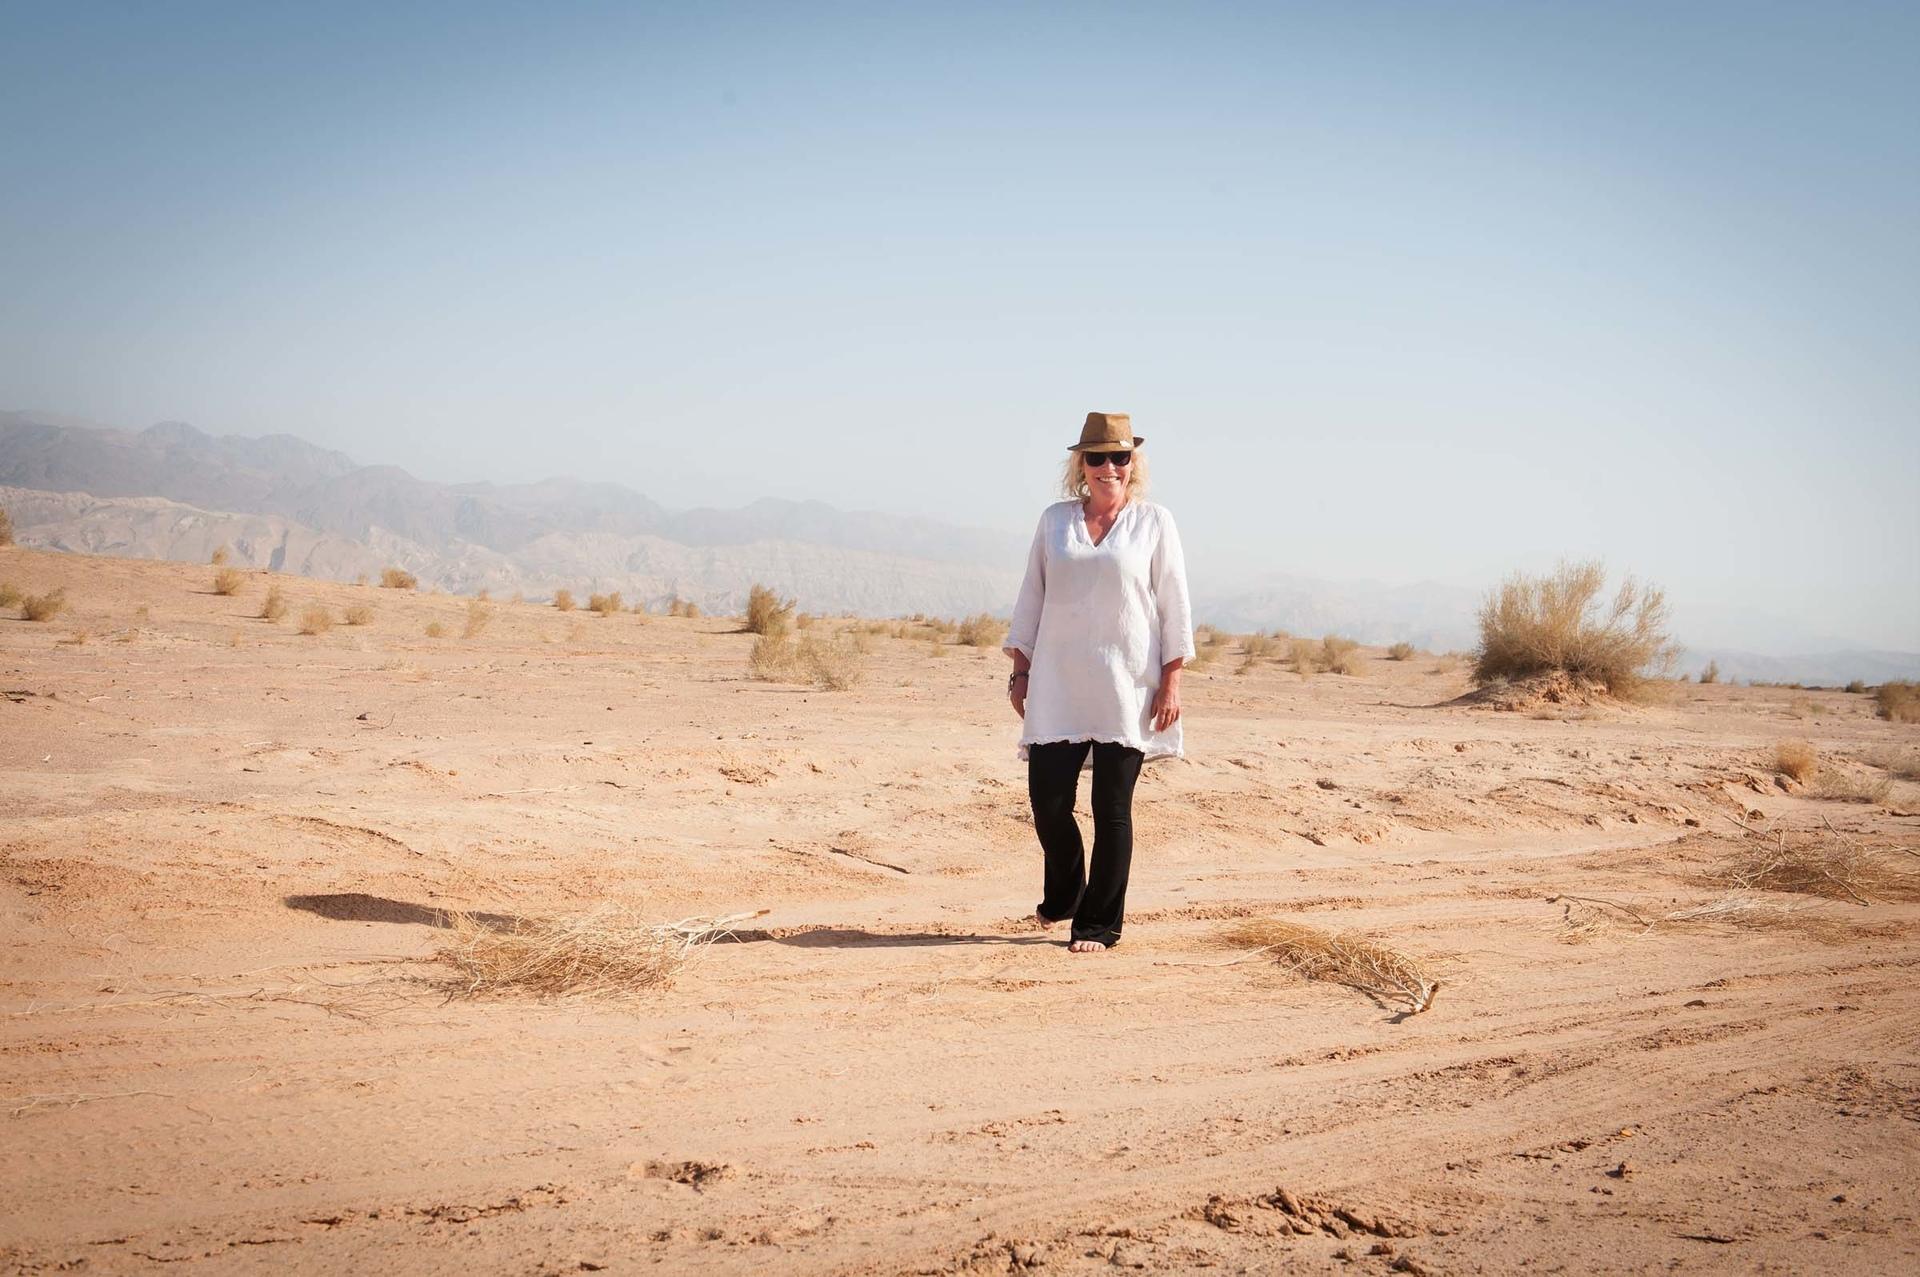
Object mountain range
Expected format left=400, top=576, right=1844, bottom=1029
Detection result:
left=2, top=410, right=1915, bottom=685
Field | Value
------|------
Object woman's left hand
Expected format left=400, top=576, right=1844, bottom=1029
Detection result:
left=1151, top=679, right=1182, bottom=732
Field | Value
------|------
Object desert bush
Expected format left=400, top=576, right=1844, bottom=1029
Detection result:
left=802, top=636, right=866, bottom=690
left=258, top=585, right=287, bottom=621
left=1221, top=918, right=1439, bottom=1015
left=795, top=611, right=814, bottom=629
left=21, top=588, right=68, bottom=622
left=210, top=544, right=230, bottom=566
left=1815, top=771, right=1893, bottom=805
left=1699, top=660, right=1720, bottom=684
left=552, top=589, right=576, bottom=612
left=1719, top=827, right=1920, bottom=905
left=212, top=566, right=245, bottom=595
left=298, top=605, right=333, bottom=636
left=1386, top=641, right=1416, bottom=662
left=745, top=583, right=795, bottom=636
left=379, top=566, right=417, bottom=590
left=463, top=598, right=495, bottom=638
left=748, top=633, right=804, bottom=682
left=1241, top=631, right=1280, bottom=660
left=344, top=603, right=373, bottom=626
left=0, top=583, right=19, bottom=608
left=0, top=505, right=12, bottom=546
left=956, top=612, right=1005, bottom=648
left=425, top=620, right=447, bottom=638
left=1289, top=637, right=1319, bottom=675
left=1774, top=739, right=1818, bottom=783
left=439, top=903, right=749, bottom=999
left=1788, top=697, right=1821, bottom=719
left=587, top=591, right=624, bottom=616
left=1844, top=680, right=1866, bottom=695
left=1320, top=635, right=1361, bottom=674
left=1863, top=745, right=1920, bottom=782
left=1471, top=561, right=1676, bottom=698
left=1874, top=681, right=1920, bottom=723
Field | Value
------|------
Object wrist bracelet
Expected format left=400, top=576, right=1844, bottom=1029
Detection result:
left=1008, top=671, right=1029, bottom=690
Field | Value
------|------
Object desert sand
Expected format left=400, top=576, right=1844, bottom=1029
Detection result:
left=3, top=545, right=1916, bottom=1275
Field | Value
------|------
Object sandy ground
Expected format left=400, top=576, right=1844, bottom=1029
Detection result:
left=3, top=545, right=1917, bottom=1276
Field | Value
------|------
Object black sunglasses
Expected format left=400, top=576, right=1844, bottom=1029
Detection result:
left=1081, top=450, right=1133, bottom=467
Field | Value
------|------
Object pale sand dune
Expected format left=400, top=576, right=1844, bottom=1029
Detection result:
left=2, top=545, right=1916, bottom=1275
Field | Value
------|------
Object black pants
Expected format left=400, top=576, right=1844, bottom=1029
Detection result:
left=1028, top=739, right=1145, bottom=947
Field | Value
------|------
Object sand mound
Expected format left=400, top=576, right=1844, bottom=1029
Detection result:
left=1452, top=670, right=1613, bottom=712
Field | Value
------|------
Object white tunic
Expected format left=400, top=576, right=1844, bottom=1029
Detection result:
left=1003, top=499, right=1195, bottom=761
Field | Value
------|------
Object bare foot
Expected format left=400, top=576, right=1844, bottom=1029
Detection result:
left=1034, top=910, right=1059, bottom=930
left=1068, top=939, right=1108, bottom=953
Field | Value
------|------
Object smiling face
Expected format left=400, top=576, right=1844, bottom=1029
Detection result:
left=1063, top=447, right=1147, bottom=503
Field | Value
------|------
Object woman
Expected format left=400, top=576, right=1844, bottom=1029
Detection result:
left=1004, top=411, right=1194, bottom=954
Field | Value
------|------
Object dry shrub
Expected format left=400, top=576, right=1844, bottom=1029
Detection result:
left=1874, top=681, right=1919, bottom=723
left=803, top=636, right=866, bottom=690
left=298, top=605, right=333, bottom=636
left=553, top=589, right=576, bottom=612
left=0, top=505, right=12, bottom=546
left=1240, top=631, right=1280, bottom=660
left=344, top=603, right=373, bottom=626
left=1699, top=660, right=1720, bottom=684
left=795, top=611, right=814, bottom=630
left=956, top=613, right=1006, bottom=648
left=438, top=903, right=755, bottom=999
left=1844, top=679, right=1866, bottom=695
left=0, top=582, right=19, bottom=608
left=379, top=566, right=417, bottom=590
left=588, top=591, right=624, bottom=616
left=212, top=566, right=245, bottom=595
left=745, top=583, right=796, bottom=636
left=1788, top=696, right=1821, bottom=719
left=1386, top=642, right=1416, bottom=661
left=1221, top=919, right=1439, bottom=1014
left=1863, top=745, right=1920, bottom=783
left=210, top=544, right=230, bottom=566
left=1720, top=822, right=1919, bottom=905
left=1815, top=771, right=1893, bottom=805
left=463, top=598, right=494, bottom=638
left=1289, top=637, right=1319, bottom=675
left=749, top=634, right=804, bottom=681
left=1320, top=635, right=1360, bottom=674
left=258, top=584, right=287, bottom=621
left=1774, top=739, right=1818, bottom=784
left=22, top=588, right=68, bottom=622
left=424, top=620, right=447, bottom=638
left=1472, top=561, right=1677, bottom=698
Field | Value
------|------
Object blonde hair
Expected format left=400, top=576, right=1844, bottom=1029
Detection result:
left=1061, top=448, right=1150, bottom=501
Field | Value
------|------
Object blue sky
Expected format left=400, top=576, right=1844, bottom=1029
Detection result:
left=3, top=1, right=1915, bottom=648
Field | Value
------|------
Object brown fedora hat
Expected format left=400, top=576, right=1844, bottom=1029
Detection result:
left=1069, top=411, right=1144, bottom=452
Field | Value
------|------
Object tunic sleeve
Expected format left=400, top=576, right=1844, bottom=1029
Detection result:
left=1152, top=507, right=1195, bottom=665
left=1003, top=511, right=1048, bottom=659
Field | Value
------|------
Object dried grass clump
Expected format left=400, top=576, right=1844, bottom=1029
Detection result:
left=665, top=595, right=702, bottom=618
left=745, top=583, right=795, bottom=636
left=463, top=598, right=494, bottom=638
left=588, top=591, right=624, bottom=617
left=379, top=566, right=417, bottom=590
left=258, top=584, right=287, bottom=621
left=424, top=620, right=447, bottom=638
left=1320, top=635, right=1361, bottom=675
left=0, top=582, right=19, bottom=608
left=1863, top=745, right=1920, bottom=783
left=22, top=588, right=68, bottom=622
left=210, top=544, right=230, bottom=566
left=344, top=603, right=373, bottom=626
left=297, top=605, right=333, bottom=635
left=1289, top=637, right=1319, bottom=675
left=1814, top=771, right=1893, bottom=805
left=1220, top=919, right=1439, bottom=1014
left=1774, top=739, right=1818, bottom=784
left=1472, top=561, right=1677, bottom=699
left=956, top=613, right=1006, bottom=648
left=1720, top=822, right=1919, bottom=906
left=553, top=589, right=575, bottom=612
left=0, top=505, right=12, bottom=546
left=749, top=633, right=803, bottom=681
left=803, top=636, right=866, bottom=690
left=1699, top=660, right=1720, bottom=684
left=439, top=904, right=757, bottom=999
left=1874, top=681, right=1919, bottom=723
left=1241, top=632, right=1281, bottom=660
left=1387, top=642, right=1415, bottom=661
left=212, top=566, right=245, bottom=595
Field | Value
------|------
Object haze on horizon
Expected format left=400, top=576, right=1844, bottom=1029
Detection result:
left=2, top=1, right=1915, bottom=651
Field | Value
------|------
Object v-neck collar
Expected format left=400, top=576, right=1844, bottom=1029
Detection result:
left=1077, top=499, right=1131, bottom=548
